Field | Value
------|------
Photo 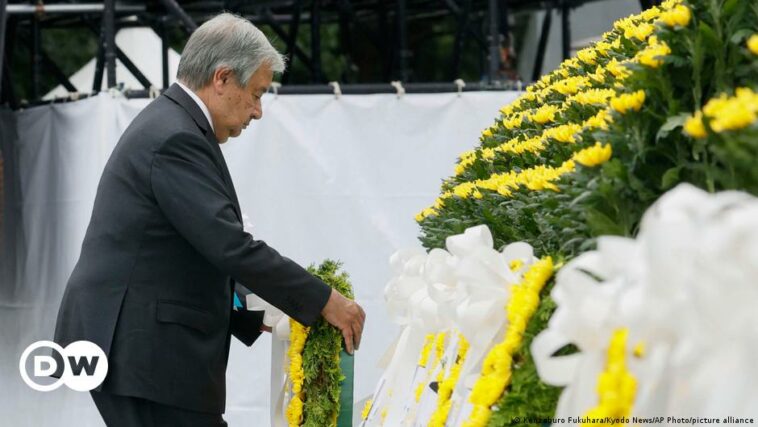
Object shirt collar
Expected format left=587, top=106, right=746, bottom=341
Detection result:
left=176, top=81, right=215, bottom=133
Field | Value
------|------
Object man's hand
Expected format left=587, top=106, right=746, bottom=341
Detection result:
left=321, top=289, right=366, bottom=355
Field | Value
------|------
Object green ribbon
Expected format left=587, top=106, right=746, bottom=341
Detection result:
left=337, top=348, right=354, bottom=427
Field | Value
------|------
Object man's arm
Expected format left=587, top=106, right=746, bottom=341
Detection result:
left=150, top=132, right=330, bottom=326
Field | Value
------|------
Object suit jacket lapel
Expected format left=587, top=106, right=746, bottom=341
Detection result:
left=163, top=84, right=243, bottom=222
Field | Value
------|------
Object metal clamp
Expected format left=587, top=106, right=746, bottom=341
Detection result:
left=390, top=81, right=405, bottom=98
left=328, top=81, right=342, bottom=99
left=453, top=79, right=466, bottom=97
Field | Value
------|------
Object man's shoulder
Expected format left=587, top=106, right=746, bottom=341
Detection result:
left=122, top=95, right=204, bottom=148
left=135, top=95, right=198, bottom=133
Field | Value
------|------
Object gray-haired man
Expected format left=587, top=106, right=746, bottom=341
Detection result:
left=53, top=13, right=365, bottom=426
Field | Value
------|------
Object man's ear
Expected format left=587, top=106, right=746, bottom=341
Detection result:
left=212, top=67, right=234, bottom=92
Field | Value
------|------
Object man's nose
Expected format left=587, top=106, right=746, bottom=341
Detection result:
left=251, top=105, right=262, bottom=120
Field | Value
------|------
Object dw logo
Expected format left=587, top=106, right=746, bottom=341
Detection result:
left=19, top=340, right=108, bottom=392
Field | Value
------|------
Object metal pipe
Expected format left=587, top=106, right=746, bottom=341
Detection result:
left=487, top=0, right=500, bottom=84
left=115, top=45, right=152, bottom=89
left=310, top=0, right=322, bottom=83
left=282, top=0, right=302, bottom=85
left=92, top=36, right=105, bottom=92
left=0, top=0, right=7, bottom=95
left=395, top=0, right=408, bottom=82
left=156, top=0, right=197, bottom=34
left=532, top=3, right=552, bottom=82
left=120, top=82, right=517, bottom=97
left=31, top=15, right=41, bottom=100
left=19, top=81, right=519, bottom=108
left=261, top=8, right=314, bottom=74
left=451, top=0, right=471, bottom=80
left=161, top=16, right=169, bottom=89
left=103, top=0, right=116, bottom=88
left=561, top=0, right=571, bottom=60
left=6, top=4, right=145, bottom=14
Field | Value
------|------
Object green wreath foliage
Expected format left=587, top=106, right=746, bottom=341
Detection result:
left=300, top=260, right=355, bottom=427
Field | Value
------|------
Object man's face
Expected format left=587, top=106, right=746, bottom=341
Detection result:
left=211, top=63, right=273, bottom=143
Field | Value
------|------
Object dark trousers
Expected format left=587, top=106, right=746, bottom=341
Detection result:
left=90, top=391, right=228, bottom=427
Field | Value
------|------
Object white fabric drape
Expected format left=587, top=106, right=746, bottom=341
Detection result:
left=0, top=90, right=517, bottom=426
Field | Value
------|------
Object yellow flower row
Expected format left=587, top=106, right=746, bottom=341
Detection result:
left=415, top=331, right=448, bottom=402
left=428, top=334, right=470, bottom=427
left=361, top=399, right=373, bottom=421
left=418, top=143, right=613, bottom=221
left=582, top=328, right=638, bottom=426
left=286, top=320, right=311, bottom=427
left=463, top=257, right=555, bottom=427
left=684, top=87, right=758, bottom=138
left=418, top=333, right=436, bottom=367
left=459, top=110, right=608, bottom=179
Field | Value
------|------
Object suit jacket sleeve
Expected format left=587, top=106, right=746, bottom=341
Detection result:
left=150, top=131, right=331, bottom=327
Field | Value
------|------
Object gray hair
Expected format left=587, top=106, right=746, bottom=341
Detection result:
left=177, top=13, right=286, bottom=90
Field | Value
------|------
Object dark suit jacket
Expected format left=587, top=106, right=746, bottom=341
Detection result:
left=53, top=84, right=331, bottom=414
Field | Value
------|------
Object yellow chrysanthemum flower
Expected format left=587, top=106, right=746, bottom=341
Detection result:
left=640, top=5, right=662, bottom=22
left=625, top=22, right=655, bottom=41
left=577, top=47, right=598, bottom=65
left=543, top=123, right=583, bottom=143
left=582, top=328, right=638, bottom=426
left=660, top=0, right=683, bottom=11
left=552, top=76, right=591, bottom=96
left=683, top=112, right=707, bottom=138
left=611, top=90, right=646, bottom=114
left=748, top=34, right=758, bottom=56
left=529, top=104, right=560, bottom=124
left=574, top=142, right=612, bottom=167
left=637, top=37, right=671, bottom=68
left=415, top=207, right=437, bottom=222
left=606, top=59, right=631, bottom=79
left=565, top=88, right=616, bottom=106
left=502, top=113, right=524, bottom=129
left=594, top=41, right=612, bottom=56
left=702, top=87, right=758, bottom=133
left=658, top=4, right=691, bottom=27
left=584, top=108, right=612, bottom=130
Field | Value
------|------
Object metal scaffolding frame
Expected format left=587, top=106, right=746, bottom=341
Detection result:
left=1, top=0, right=661, bottom=108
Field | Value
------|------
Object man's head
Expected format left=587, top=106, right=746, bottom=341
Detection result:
left=176, top=13, right=285, bottom=143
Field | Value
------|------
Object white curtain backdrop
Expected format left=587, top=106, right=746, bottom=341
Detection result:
left=0, top=89, right=518, bottom=426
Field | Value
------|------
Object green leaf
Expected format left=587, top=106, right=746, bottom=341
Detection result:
left=656, top=113, right=690, bottom=141
left=730, top=28, right=754, bottom=45
left=723, top=0, right=739, bottom=17
left=698, top=22, right=721, bottom=51
left=584, top=207, right=626, bottom=236
left=661, top=166, right=682, bottom=190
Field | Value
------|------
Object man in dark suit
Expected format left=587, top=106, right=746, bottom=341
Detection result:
left=53, top=13, right=365, bottom=426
